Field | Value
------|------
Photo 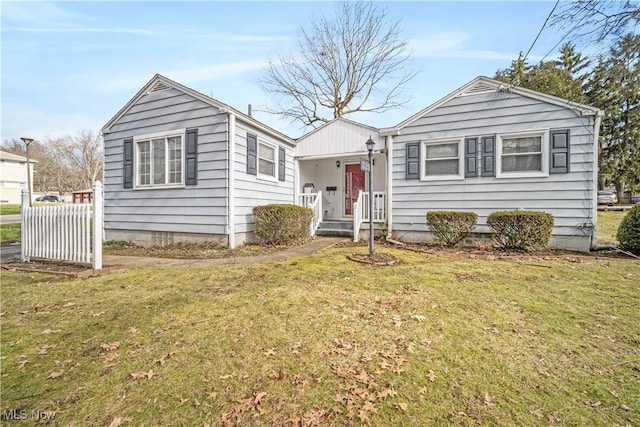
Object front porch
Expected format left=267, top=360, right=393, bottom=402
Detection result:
left=296, top=188, right=387, bottom=241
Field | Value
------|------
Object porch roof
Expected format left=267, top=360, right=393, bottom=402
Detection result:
left=294, top=117, right=383, bottom=159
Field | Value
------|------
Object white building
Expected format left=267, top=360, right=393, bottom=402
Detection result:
left=0, top=150, right=37, bottom=205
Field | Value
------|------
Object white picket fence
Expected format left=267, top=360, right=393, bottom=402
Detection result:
left=21, top=181, right=103, bottom=270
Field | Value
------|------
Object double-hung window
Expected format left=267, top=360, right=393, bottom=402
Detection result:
left=421, top=139, right=464, bottom=180
left=497, top=130, right=547, bottom=178
left=258, top=140, right=276, bottom=179
left=135, top=129, right=184, bottom=187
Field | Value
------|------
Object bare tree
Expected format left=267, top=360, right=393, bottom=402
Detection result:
left=550, top=0, right=639, bottom=45
left=1, top=130, right=103, bottom=195
left=260, top=1, right=418, bottom=128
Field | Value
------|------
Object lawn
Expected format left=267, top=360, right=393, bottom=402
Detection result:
left=0, top=204, right=20, bottom=215
left=597, top=210, right=627, bottom=246
left=1, top=247, right=638, bottom=425
left=0, top=224, right=21, bottom=244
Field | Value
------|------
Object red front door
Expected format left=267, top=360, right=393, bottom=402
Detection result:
left=345, top=163, right=366, bottom=216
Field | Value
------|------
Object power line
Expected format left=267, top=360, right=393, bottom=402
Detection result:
left=523, top=0, right=560, bottom=64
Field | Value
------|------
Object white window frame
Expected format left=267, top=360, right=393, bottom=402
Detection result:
left=133, top=128, right=186, bottom=189
left=420, top=138, right=465, bottom=181
left=496, top=129, right=548, bottom=178
left=257, top=138, right=278, bottom=182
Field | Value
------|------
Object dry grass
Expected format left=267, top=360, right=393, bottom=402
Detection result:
left=1, top=247, right=639, bottom=425
left=597, top=210, right=627, bottom=246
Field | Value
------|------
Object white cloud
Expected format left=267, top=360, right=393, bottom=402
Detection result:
left=1, top=1, right=82, bottom=25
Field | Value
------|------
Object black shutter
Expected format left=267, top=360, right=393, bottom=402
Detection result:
left=123, top=137, right=133, bottom=189
left=278, top=146, right=286, bottom=181
left=247, top=133, right=257, bottom=175
left=465, top=137, right=478, bottom=177
left=481, top=135, right=496, bottom=177
left=406, top=142, right=420, bottom=179
left=550, top=129, right=570, bottom=174
left=185, top=128, right=198, bottom=186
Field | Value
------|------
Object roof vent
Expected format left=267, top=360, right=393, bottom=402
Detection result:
left=148, top=81, right=171, bottom=93
left=462, top=81, right=496, bottom=96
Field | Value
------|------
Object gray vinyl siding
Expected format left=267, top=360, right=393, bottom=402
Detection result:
left=103, top=87, right=229, bottom=236
left=234, top=121, right=295, bottom=235
left=392, top=91, right=596, bottom=247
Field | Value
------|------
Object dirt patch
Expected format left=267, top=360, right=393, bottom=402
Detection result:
left=347, top=252, right=400, bottom=266
left=1, top=260, right=124, bottom=278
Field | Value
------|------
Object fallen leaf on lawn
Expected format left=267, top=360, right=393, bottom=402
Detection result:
left=428, top=370, right=437, bottom=382
left=254, top=391, right=267, bottom=405
left=263, top=348, right=276, bottom=357
left=18, top=360, right=29, bottom=370
left=411, top=314, right=426, bottom=322
left=108, top=417, right=124, bottom=427
left=179, top=398, right=188, bottom=405
left=42, top=329, right=61, bottom=334
left=127, top=327, right=139, bottom=334
left=393, top=402, right=408, bottom=412
left=0, top=311, right=6, bottom=316
left=37, top=344, right=56, bottom=355
left=193, top=399, right=201, bottom=408
left=101, top=342, right=120, bottom=351
left=63, top=302, right=75, bottom=307
left=419, top=387, right=428, bottom=395
left=484, top=392, right=495, bottom=406
left=207, top=391, right=218, bottom=400
left=155, top=356, right=165, bottom=366
left=92, top=311, right=105, bottom=317
left=130, top=370, right=154, bottom=380
left=219, top=373, right=234, bottom=379
left=47, top=370, right=64, bottom=379
left=19, top=310, right=30, bottom=315
left=268, top=369, right=286, bottom=380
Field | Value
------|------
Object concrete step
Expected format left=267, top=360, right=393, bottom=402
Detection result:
left=318, top=220, right=353, bottom=231
left=316, top=228, right=353, bottom=237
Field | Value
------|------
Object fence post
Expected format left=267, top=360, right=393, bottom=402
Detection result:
left=93, top=181, right=103, bottom=270
left=21, top=188, right=30, bottom=262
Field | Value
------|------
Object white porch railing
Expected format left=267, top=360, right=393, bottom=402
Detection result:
left=353, top=191, right=386, bottom=242
left=353, top=191, right=364, bottom=242
left=21, top=181, right=103, bottom=270
left=297, top=191, right=323, bottom=236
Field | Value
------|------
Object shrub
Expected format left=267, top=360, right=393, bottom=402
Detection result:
left=253, top=204, right=313, bottom=245
left=426, top=211, right=478, bottom=246
left=487, top=210, right=554, bottom=251
left=616, top=204, right=640, bottom=255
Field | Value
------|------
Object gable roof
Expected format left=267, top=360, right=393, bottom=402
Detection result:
left=296, top=117, right=378, bottom=142
left=101, top=74, right=294, bottom=144
left=0, top=150, right=38, bottom=163
left=381, top=76, right=603, bottom=135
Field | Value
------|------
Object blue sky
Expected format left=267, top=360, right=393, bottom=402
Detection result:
left=2, top=1, right=572, bottom=141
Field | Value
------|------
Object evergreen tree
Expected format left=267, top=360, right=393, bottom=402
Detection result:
left=586, top=34, right=640, bottom=197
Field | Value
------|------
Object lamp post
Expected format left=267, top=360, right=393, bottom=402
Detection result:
left=365, top=136, right=375, bottom=256
left=20, top=137, right=34, bottom=207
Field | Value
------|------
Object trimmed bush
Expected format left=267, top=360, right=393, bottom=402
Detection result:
left=426, top=211, right=478, bottom=246
left=616, top=204, right=640, bottom=255
left=487, top=210, right=554, bottom=251
left=253, top=204, right=313, bottom=245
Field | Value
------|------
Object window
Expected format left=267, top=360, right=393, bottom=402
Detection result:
left=135, top=130, right=184, bottom=187
left=421, top=139, right=464, bottom=180
left=258, top=140, right=276, bottom=179
left=497, top=131, right=548, bottom=178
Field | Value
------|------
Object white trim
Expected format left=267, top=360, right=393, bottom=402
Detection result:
left=386, top=135, right=393, bottom=238
left=256, top=138, right=278, bottom=182
left=496, top=129, right=549, bottom=179
left=591, top=115, right=601, bottom=249
left=420, top=137, right=465, bottom=181
left=228, top=113, right=236, bottom=249
left=133, top=128, right=186, bottom=189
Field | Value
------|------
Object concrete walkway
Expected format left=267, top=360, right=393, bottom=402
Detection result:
left=103, top=237, right=345, bottom=268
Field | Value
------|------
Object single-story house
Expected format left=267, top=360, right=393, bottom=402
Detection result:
left=102, top=74, right=602, bottom=251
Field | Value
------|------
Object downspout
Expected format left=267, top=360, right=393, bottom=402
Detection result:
left=385, top=134, right=394, bottom=240
left=228, top=111, right=236, bottom=249
left=590, top=112, right=602, bottom=251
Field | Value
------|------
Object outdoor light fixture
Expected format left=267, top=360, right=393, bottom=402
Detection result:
left=336, top=160, right=341, bottom=169
left=366, top=136, right=375, bottom=256
left=20, top=137, right=34, bottom=207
